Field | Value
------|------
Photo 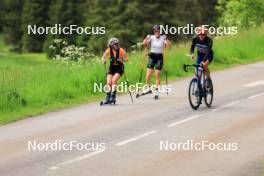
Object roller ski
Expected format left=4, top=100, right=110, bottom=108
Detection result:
left=136, top=89, right=152, bottom=98
left=100, top=99, right=116, bottom=106
left=100, top=91, right=117, bottom=106
left=100, top=92, right=110, bottom=106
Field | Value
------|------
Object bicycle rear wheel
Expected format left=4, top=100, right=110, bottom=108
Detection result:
left=188, top=78, right=201, bottom=110
left=205, top=80, right=214, bottom=107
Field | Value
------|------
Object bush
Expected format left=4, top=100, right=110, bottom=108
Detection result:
left=48, top=39, right=97, bottom=63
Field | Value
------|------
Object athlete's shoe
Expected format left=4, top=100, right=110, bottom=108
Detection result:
left=109, top=91, right=117, bottom=103
left=153, top=88, right=159, bottom=100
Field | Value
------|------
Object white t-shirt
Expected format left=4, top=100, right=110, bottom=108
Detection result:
left=147, top=35, right=167, bottom=54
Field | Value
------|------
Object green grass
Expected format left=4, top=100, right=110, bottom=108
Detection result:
left=262, top=160, right=264, bottom=176
left=0, top=26, right=264, bottom=124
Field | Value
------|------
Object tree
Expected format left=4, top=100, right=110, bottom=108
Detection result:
left=216, top=0, right=264, bottom=28
left=1, top=0, right=219, bottom=53
left=80, top=0, right=219, bottom=53
left=3, top=0, right=24, bottom=51
left=44, top=0, right=86, bottom=52
left=21, top=0, right=51, bottom=52
left=0, top=0, right=5, bottom=32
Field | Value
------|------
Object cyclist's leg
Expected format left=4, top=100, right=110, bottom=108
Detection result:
left=205, top=52, right=213, bottom=87
left=196, top=54, right=203, bottom=80
left=204, top=50, right=213, bottom=79
left=203, top=59, right=210, bottom=79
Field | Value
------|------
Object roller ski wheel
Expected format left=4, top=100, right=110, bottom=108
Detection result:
left=100, top=100, right=116, bottom=106
left=110, top=100, right=116, bottom=105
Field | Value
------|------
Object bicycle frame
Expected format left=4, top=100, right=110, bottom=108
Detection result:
left=184, top=64, right=206, bottom=97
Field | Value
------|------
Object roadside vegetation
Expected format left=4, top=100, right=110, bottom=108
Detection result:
left=0, top=25, right=264, bottom=124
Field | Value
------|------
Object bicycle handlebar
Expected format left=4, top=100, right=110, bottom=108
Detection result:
left=183, top=64, right=204, bottom=72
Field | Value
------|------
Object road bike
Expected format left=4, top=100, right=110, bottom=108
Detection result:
left=183, top=64, right=213, bottom=110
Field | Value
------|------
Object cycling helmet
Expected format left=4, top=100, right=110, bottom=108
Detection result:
left=108, top=38, right=119, bottom=47
left=153, top=24, right=160, bottom=31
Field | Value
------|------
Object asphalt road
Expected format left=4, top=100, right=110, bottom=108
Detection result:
left=0, top=61, right=264, bottom=176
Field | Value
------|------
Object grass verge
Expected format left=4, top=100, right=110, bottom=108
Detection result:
left=0, top=26, right=264, bottom=124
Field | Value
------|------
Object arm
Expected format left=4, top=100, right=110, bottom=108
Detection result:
left=163, top=45, right=166, bottom=65
left=143, top=35, right=151, bottom=47
left=118, top=48, right=128, bottom=62
left=190, top=37, right=196, bottom=60
left=163, top=37, right=169, bottom=64
left=122, top=49, right=128, bottom=62
left=164, top=35, right=170, bottom=48
left=190, top=37, right=196, bottom=54
left=101, top=49, right=109, bottom=64
left=203, top=38, right=213, bottom=61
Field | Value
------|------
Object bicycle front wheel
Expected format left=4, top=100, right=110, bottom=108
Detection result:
left=205, top=80, right=214, bottom=107
left=188, top=78, right=201, bottom=110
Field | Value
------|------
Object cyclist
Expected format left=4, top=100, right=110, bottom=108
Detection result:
left=101, top=38, right=128, bottom=103
left=143, top=24, right=169, bottom=99
left=190, top=26, right=213, bottom=87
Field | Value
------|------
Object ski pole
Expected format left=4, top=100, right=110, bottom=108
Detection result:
left=122, top=64, right=134, bottom=103
left=103, top=62, right=109, bottom=87
left=163, top=45, right=169, bottom=95
left=165, top=69, right=168, bottom=95
left=138, top=43, right=148, bottom=83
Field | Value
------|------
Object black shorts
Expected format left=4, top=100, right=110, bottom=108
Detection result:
left=147, top=53, right=163, bottom=70
left=108, top=65, right=124, bottom=76
left=197, top=50, right=214, bottom=64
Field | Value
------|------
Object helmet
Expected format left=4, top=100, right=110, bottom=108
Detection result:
left=196, top=26, right=208, bottom=35
left=153, top=24, right=160, bottom=31
left=108, top=38, right=119, bottom=47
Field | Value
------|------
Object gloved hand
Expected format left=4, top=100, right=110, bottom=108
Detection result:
left=146, top=35, right=151, bottom=40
